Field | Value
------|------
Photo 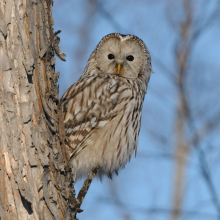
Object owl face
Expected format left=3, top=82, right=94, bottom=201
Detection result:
left=95, top=34, right=148, bottom=78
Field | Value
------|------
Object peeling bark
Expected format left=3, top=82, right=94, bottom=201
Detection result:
left=0, top=0, right=76, bottom=219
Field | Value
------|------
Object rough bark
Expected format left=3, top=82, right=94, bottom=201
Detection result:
left=0, top=0, right=76, bottom=219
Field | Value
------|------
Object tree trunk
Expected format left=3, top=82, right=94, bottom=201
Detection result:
left=0, top=0, right=76, bottom=219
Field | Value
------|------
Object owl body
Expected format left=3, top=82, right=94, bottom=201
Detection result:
left=61, top=33, right=151, bottom=180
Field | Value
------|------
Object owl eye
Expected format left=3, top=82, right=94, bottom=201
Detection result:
left=108, top=54, right=115, bottom=60
left=126, top=55, right=134, bottom=61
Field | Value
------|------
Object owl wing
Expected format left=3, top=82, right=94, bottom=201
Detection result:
left=61, top=74, right=133, bottom=159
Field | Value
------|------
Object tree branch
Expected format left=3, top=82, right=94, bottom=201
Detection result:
left=76, top=167, right=99, bottom=212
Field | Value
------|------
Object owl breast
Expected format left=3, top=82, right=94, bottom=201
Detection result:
left=62, top=74, right=143, bottom=180
left=71, top=94, right=142, bottom=180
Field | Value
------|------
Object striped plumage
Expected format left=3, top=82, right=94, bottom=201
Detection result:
left=61, top=33, right=152, bottom=180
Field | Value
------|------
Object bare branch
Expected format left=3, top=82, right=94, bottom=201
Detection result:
left=76, top=167, right=99, bottom=211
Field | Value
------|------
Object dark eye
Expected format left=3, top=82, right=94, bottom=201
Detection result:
left=126, top=55, right=134, bottom=61
left=108, top=54, right=115, bottom=60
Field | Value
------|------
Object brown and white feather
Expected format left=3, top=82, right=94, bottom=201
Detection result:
left=61, top=33, right=151, bottom=180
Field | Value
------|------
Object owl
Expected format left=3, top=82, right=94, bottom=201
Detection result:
left=61, top=33, right=152, bottom=180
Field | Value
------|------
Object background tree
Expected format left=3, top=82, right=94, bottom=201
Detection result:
left=53, top=0, right=220, bottom=219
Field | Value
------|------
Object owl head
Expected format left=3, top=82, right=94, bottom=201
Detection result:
left=82, top=33, right=152, bottom=84
left=84, top=33, right=152, bottom=81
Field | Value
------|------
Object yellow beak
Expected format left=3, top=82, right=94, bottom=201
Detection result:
left=117, top=64, right=121, bottom=74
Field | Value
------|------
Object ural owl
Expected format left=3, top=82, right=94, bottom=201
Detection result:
left=61, top=33, right=152, bottom=180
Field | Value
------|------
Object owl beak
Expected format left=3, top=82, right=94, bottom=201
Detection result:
left=117, top=64, right=121, bottom=74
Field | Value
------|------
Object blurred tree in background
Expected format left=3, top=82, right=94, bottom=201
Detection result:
left=54, top=0, right=220, bottom=219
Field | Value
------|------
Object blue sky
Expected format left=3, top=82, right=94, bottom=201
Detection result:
left=53, top=1, right=220, bottom=219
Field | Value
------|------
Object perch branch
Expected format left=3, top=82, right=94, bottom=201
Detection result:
left=76, top=167, right=98, bottom=212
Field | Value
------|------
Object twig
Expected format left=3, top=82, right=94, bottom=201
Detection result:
left=39, top=30, right=66, bottom=61
left=198, top=149, right=220, bottom=219
left=76, top=167, right=99, bottom=212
